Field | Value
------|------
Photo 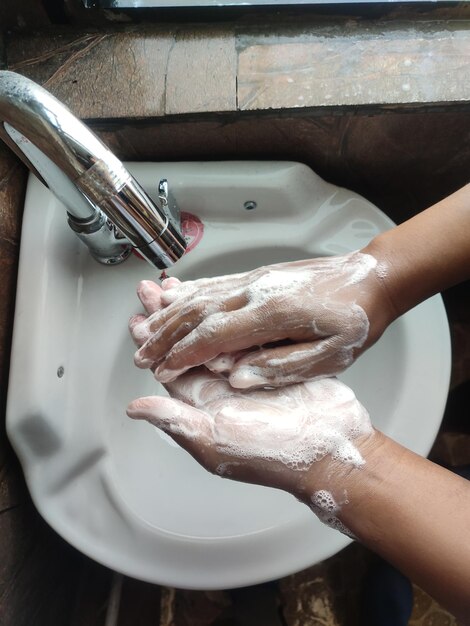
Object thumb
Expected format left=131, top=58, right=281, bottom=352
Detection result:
left=127, top=395, right=211, bottom=442
left=136, top=280, right=164, bottom=315
left=228, top=340, right=337, bottom=388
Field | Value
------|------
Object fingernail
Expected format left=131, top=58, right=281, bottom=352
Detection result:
left=134, top=351, right=154, bottom=368
left=127, top=406, right=144, bottom=420
left=137, top=280, right=154, bottom=296
left=162, top=277, right=180, bottom=289
left=205, top=353, right=236, bottom=373
left=127, top=397, right=185, bottom=425
left=132, top=325, right=149, bottom=343
left=154, top=365, right=185, bottom=383
left=126, top=397, right=151, bottom=419
left=229, top=367, right=268, bottom=389
left=161, top=290, right=179, bottom=304
left=129, top=314, right=141, bottom=327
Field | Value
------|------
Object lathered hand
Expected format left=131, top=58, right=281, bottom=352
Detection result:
left=127, top=368, right=373, bottom=500
left=133, top=252, right=395, bottom=388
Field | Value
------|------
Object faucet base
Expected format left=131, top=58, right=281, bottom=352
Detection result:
left=91, top=246, right=133, bottom=266
left=0, top=71, right=186, bottom=270
left=68, top=212, right=132, bottom=266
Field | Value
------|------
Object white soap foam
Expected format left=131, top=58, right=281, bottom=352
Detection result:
left=177, top=376, right=373, bottom=472
left=310, top=490, right=353, bottom=536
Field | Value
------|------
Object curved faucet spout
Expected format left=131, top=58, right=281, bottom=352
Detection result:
left=0, top=70, right=186, bottom=268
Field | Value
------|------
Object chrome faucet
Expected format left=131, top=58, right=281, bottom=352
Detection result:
left=0, top=71, right=186, bottom=268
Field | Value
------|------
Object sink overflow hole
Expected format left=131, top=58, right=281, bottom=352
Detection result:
left=244, top=201, right=257, bottom=211
left=57, top=366, right=65, bottom=378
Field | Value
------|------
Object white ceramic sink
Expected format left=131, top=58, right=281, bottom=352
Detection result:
left=7, top=161, right=451, bottom=589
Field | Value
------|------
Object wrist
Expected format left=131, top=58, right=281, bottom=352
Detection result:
left=361, top=234, right=408, bottom=320
left=294, top=429, right=383, bottom=509
left=334, top=431, right=408, bottom=537
left=295, top=430, right=408, bottom=536
left=363, top=184, right=470, bottom=316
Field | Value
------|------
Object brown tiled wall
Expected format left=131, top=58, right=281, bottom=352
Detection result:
left=8, top=20, right=470, bottom=118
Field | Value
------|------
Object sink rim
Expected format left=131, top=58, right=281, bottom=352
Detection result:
left=6, top=161, right=451, bottom=588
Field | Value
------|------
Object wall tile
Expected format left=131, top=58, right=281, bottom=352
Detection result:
left=238, top=23, right=470, bottom=110
left=166, top=28, right=236, bottom=115
left=8, top=30, right=174, bottom=119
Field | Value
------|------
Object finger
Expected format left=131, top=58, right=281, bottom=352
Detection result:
left=136, top=280, right=164, bottom=315
left=159, top=259, right=309, bottom=306
left=148, top=281, right=248, bottom=334
left=131, top=280, right=174, bottom=355
left=129, top=313, right=147, bottom=332
left=159, top=270, right=248, bottom=306
left=127, top=395, right=212, bottom=454
left=158, top=263, right=276, bottom=308
left=163, top=366, right=234, bottom=406
left=129, top=314, right=150, bottom=347
left=134, top=297, right=218, bottom=368
left=129, top=282, right=163, bottom=361
left=135, top=292, right=245, bottom=369
left=153, top=310, right=284, bottom=383
left=157, top=258, right=309, bottom=319
left=161, top=276, right=181, bottom=291
left=204, top=350, right=250, bottom=375
left=143, top=268, right=254, bottom=338
left=228, top=338, right=352, bottom=388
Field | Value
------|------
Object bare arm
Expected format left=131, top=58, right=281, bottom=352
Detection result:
left=364, top=182, right=470, bottom=316
left=301, top=432, right=470, bottom=623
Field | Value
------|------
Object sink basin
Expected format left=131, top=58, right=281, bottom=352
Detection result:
left=7, top=161, right=451, bottom=589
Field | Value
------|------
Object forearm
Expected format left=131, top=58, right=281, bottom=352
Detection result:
left=303, top=432, right=470, bottom=621
left=364, top=184, right=470, bottom=317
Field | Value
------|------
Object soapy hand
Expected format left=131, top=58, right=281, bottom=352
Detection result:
left=127, top=370, right=373, bottom=498
left=133, top=252, right=396, bottom=388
